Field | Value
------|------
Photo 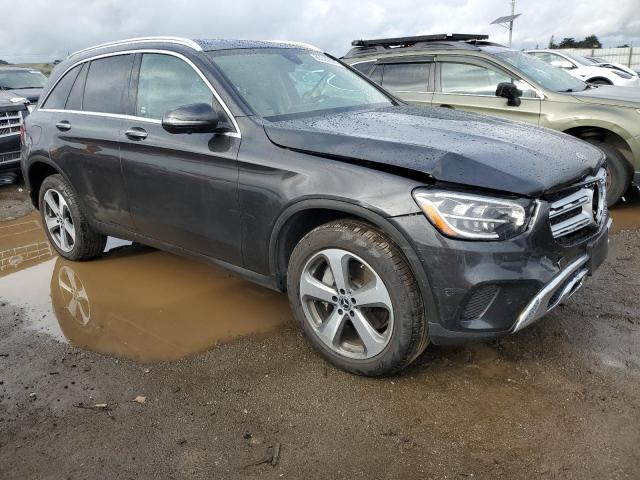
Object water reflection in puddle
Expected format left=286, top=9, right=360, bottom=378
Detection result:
left=0, top=212, right=291, bottom=362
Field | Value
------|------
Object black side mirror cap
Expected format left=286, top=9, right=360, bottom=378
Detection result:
left=162, top=103, right=226, bottom=134
left=495, top=82, right=523, bottom=107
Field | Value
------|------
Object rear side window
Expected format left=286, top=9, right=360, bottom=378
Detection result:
left=41, top=65, right=82, bottom=109
left=351, top=61, right=375, bottom=75
left=65, top=63, right=89, bottom=110
left=83, top=54, right=134, bottom=114
left=136, top=53, right=214, bottom=120
left=381, top=63, right=430, bottom=92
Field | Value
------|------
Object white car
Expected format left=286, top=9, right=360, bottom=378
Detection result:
left=525, top=49, right=640, bottom=87
left=585, top=56, right=639, bottom=78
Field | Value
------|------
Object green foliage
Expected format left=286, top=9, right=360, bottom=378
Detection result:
left=549, top=34, right=603, bottom=49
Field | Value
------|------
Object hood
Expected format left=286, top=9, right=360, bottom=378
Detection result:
left=571, top=85, right=640, bottom=108
left=0, top=90, right=28, bottom=111
left=264, top=106, right=603, bottom=197
left=6, top=87, right=42, bottom=103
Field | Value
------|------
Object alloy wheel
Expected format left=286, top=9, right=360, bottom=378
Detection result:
left=299, top=248, right=394, bottom=359
left=43, top=188, right=76, bottom=252
left=57, top=265, right=91, bottom=325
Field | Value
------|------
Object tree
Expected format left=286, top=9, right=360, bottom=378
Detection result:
left=558, top=37, right=577, bottom=48
left=617, top=44, right=630, bottom=48
left=548, top=35, right=558, bottom=49
left=578, top=35, right=602, bottom=48
left=0, top=59, right=8, bottom=65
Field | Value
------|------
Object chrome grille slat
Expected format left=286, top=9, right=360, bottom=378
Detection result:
left=548, top=168, right=607, bottom=241
left=0, top=150, right=21, bottom=164
left=0, top=110, right=23, bottom=138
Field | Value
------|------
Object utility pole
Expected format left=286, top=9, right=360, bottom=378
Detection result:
left=508, top=0, right=516, bottom=47
left=490, top=2, right=521, bottom=48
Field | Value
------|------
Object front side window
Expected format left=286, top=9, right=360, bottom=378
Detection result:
left=136, top=54, right=215, bottom=120
left=41, top=65, right=82, bottom=110
left=440, top=62, right=536, bottom=98
left=0, top=69, right=47, bottom=90
left=208, top=48, right=392, bottom=119
left=83, top=54, right=134, bottom=114
left=381, top=63, right=430, bottom=92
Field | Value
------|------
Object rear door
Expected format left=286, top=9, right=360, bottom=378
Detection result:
left=119, top=52, right=242, bottom=264
left=432, top=56, right=541, bottom=125
left=43, top=54, right=134, bottom=228
left=368, top=58, right=434, bottom=105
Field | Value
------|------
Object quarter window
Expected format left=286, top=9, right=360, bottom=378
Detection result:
left=41, top=65, right=82, bottom=109
left=381, top=63, right=430, bottom=92
left=351, top=61, right=375, bottom=75
left=136, top=54, right=215, bottom=120
left=440, top=62, right=535, bottom=98
left=83, top=54, right=134, bottom=115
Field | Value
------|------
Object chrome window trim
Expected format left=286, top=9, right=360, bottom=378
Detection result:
left=39, top=49, right=241, bottom=138
left=71, top=37, right=203, bottom=57
left=434, top=91, right=543, bottom=100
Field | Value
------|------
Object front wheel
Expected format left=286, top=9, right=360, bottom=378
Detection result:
left=287, top=220, right=428, bottom=376
left=583, top=140, right=631, bottom=206
left=39, top=174, right=107, bottom=261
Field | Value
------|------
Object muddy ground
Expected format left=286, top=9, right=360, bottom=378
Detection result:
left=0, top=182, right=639, bottom=479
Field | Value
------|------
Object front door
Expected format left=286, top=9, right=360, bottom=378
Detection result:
left=432, top=57, right=541, bottom=125
left=119, top=52, right=242, bottom=265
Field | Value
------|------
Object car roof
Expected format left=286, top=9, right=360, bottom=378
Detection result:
left=70, top=36, right=322, bottom=58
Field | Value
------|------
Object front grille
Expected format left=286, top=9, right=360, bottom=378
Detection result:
left=0, top=110, right=23, bottom=138
left=548, top=168, right=606, bottom=244
left=0, top=150, right=20, bottom=165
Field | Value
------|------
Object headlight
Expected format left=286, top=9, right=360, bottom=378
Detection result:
left=9, top=96, right=28, bottom=104
left=413, top=189, right=535, bottom=240
left=613, top=70, right=632, bottom=79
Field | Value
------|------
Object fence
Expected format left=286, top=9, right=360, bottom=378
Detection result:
left=557, top=47, right=640, bottom=71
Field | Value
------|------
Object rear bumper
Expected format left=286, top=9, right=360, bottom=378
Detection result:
left=389, top=208, right=611, bottom=345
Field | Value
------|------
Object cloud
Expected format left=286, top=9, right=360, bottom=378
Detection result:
left=1, top=0, right=638, bottom=63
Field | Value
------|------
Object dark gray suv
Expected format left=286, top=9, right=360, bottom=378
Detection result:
left=22, top=37, right=610, bottom=376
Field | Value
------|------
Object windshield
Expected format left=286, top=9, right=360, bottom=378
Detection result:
left=0, top=69, right=47, bottom=89
left=493, top=51, right=587, bottom=92
left=560, top=52, right=593, bottom=66
left=208, top=48, right=392, bottom=120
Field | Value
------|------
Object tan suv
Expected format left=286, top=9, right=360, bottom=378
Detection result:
left=342, top=34, right=640, bottom=205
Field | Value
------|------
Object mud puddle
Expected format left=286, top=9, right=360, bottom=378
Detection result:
left=0, top=212, right=291, bottom=362
left=610, top=188, right=640, bottom=233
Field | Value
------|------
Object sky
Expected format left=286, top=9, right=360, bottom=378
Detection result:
left=1, top=0, right=639, bottom=63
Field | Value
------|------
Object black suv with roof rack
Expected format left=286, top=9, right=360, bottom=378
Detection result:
left=343, top=34, right=640, bottom=206
left=22, top=36, right=609, bottom=376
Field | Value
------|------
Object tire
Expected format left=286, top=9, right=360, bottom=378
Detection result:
left=38, top=174, right=107, bottom=261
left=287, top=219, right=428, bottom=376
left=587, top=78, right=612, bottom=86
left=583, top=140, right=631, bottom=206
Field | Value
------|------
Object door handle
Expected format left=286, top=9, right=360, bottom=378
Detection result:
left=56, top=121, right=71, bottom=131
left=125, top=127, right=148, bottom=140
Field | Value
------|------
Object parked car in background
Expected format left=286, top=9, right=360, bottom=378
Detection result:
left=524, top=49, right=640, bottom=87
left=343, top=34, right=640, bottom=205
left=0, top=66, right=48, bottom=103
left=584, top=56, right=639, bottom=79
left=0, top=90, right=28, bottom=172
left=23, top=37, right=610, bottom=376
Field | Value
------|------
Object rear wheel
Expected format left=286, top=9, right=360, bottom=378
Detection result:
left=39, top=174, right=107, bottom=261
left=583, top=140, right=631, bottom=206
left=287, top=219, right=428, bottom=376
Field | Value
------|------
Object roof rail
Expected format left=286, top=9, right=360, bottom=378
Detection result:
left=71, top=36, right=203, bottom=57
left=351, top=34, right=489, bottom=48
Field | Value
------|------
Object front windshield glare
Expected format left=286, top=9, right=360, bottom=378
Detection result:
left=0, top=70, right=47, bottom=89
left=208, top=48, right=392, bottom=119
left=495, top=51, right=587, bottom=93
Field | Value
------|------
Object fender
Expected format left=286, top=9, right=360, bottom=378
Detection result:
left=268, top=198, right=439, bottom=324
left=25, top=154, right=82, bottom=210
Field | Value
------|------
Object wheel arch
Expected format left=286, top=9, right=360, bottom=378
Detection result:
left=26, top=157, right=68, bottom=209
left=586, top=77, right=613, bottom=85
left=563, top=125, right=634, bottom=171
left=268, top=199, right=438, bottom=322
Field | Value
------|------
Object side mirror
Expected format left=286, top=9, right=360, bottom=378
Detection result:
left=162, top=103, right=225, bottom=134
left=495, top=82, right=523, bottom=107
left=550, top=59, right=574, bottom=70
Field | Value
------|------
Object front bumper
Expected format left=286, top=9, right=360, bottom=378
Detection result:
left=389, top=206, right=611, bottom=345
